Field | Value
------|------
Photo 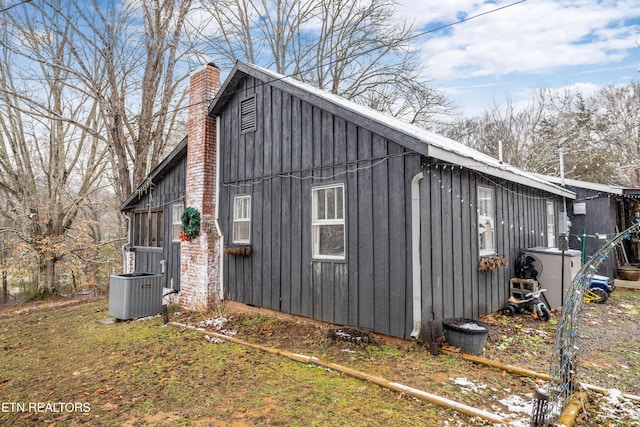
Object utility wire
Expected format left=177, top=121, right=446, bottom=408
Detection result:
left=407, top=0, right=527, bottom=42
left=0, top=0, right=529, bottom=159
left=13, top=0, right=612, bottom=189
left=207, top=0, right=530, bottom=105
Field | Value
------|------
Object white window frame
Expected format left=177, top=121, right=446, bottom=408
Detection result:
left=233, top=195, right=252, bottom=244
left=312, top=183, right=345, bottom=260
left=477, top=186, right=496, bottom=256
left=546, top=200, right=556, bottom=248
left=172, top=204, right=184, bottom=242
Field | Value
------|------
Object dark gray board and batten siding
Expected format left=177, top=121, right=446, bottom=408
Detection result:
left=218, top=74, right=555, bottom=340
left=121, top=141, right=187, bottom=291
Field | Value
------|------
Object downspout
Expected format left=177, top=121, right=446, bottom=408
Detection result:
left=215, top=116, right=224, bottom=302
left=122, top=212, right=131, bottom=273
left=410, top=170, right=425, bottom=340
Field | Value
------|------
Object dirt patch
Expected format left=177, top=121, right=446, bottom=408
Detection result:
left=0, top=296, right=94, bottom=318
left=482, top=288, right=640, bottom=396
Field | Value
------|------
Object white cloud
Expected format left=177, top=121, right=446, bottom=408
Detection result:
left=539, top=81, right=606, bottom=103
left=409, top=0, right=639, bottom=82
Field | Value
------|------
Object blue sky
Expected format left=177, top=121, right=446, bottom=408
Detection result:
left=395, top=0, right=640, bottom=116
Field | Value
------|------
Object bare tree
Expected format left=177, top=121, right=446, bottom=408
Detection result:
left=440, top=86, right=632, bottom=185
left=0, top=0, right=206, bottom=293
left=200, top=0, right=452, bottom=125
left=56, top=0, right=196, bottom=202
left=199, top=0, right=316, bottom=72
left=589, top=82, right=640, bottom=185
left=440, top=98, right=560, bottom=174
left=534, top=89, right=627, bottom=185
left=0, top=3, right=108, bottom=294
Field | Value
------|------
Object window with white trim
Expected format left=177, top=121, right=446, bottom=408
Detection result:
left=233, top=195, right=251, bottom=243
left=172, top=204, right=184, bottom=242
left=546, top=200, right=556, bottom=248
left=477, top=186, right=495, bottom=256
left=312, top=184, right=345, bottom=259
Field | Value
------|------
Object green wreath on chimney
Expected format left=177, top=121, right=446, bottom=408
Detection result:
left=180, top=206, right=201, bottom=241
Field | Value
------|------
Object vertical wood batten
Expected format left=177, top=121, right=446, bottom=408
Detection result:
left=451, top=168, right=465, bottom=317
left=388, top=144, right=408, bottom=338
left=428, top=166, right=444, bottom=324
left=270, top=88, right=283, bottom=311
left=346, top=122, right=360, bottom=328
left=289, top=95, right=302, bottom=316
left=372, top=134, right=390, bottom=334
left=356, top=128, right=374, bottom=330
left=279, top=91, right=292, bottom=313
left=461, top=168, right=473, bottom=319
left=333, top=116, right=349, bottom=326
left=418, top=158, right=433, bottom=338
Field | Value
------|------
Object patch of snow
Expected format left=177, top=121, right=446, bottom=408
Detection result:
left=492, top=395, right=537, bottom=427
left=136, top=315, right=159, bottom=321
left=448, top=379, right=547, bottom=427
left=197, top=317, right=228, bottom=329
left=204, top=335, right=224, bottom=344
left=499, top=395, right=533, bottom=414
left=594, top=389, right=640, bottom=424
left=457, top=322, right=486, bottom=331
left=450, top=377, right=486, bottom=394
left=495, top=335, right=514, bottom=351
left=197, top=317, right=237, bottom=336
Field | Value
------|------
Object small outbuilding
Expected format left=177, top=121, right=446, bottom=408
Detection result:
left=535, top=174, right=640, bottom=280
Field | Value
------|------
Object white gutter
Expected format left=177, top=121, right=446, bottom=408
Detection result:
left=410, top=171, right=425, bottom=340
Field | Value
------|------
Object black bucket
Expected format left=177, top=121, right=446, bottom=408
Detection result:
left=442, top=318, right=490, bottom=355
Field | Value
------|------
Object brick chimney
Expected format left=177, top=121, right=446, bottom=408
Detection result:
left=180, top=63, right=222, bottom=310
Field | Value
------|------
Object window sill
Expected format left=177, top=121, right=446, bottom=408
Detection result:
left=131, top=246, right=163, bottom=251
left=312, top=257, right=347, bottom=264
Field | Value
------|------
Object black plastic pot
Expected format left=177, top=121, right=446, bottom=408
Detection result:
left=442, top=318, right=490, bottom=355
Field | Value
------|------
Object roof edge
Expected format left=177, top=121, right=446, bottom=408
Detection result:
left=120, top=137, right=188, bottom=211
left=208, top=61, right=576, bottom=199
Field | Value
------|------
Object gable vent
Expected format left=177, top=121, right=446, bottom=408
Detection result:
left=240, top=96, right=256, bottom=133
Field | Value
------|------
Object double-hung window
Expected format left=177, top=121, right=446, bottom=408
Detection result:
left=477, top=186, right=495, bottom=256
left=546, top=200, right=556, bottom=248
left=172, top=204, right=184, bottom=242
left=233, top=195, right=251, bottom=243
left=312, top=184, right=345, bottom=260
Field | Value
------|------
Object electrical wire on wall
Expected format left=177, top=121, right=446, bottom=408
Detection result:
left=221, top=151, right=414, bottom=189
